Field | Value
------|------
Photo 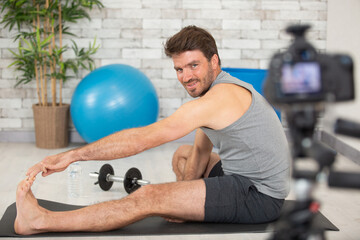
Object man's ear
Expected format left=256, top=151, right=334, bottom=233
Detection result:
left=211, top=54, right=219, bottom=69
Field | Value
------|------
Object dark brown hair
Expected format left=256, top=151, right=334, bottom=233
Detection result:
left=164, top=25, right=221, bottom=66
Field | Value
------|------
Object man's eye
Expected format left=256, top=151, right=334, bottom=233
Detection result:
left=176, top=69, right=183, bottom=73
left=192, top=64, right=198, bottom=68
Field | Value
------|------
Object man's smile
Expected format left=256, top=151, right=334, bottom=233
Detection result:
left=185, top=80, right=199, bottom=90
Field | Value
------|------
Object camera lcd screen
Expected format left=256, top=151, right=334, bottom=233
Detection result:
left=281, top=62, right=321, bottom=95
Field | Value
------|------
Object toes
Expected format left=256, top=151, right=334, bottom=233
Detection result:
left=28, top=176, right=36, bottom=184
left=23, top=182, right=31, bottom=192
left=18, top=179, right=27, bottom=190
left=18, top=177, right=35, bottom=193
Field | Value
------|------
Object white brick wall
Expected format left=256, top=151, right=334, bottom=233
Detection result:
left=0, top=0, right=328, bottom=132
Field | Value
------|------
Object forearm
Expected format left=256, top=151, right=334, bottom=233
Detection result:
left=183, top=164, right=203, bottom=180
left=75, top=127, right=150, bottom=162
left=182, top=129, right=213, bottom=181
left=183, top=149, right=210, bottom=181
left=28, top=121, right=180, bottom=178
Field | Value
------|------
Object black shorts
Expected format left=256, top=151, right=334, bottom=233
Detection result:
left=203, top=161, right=284, bottom=224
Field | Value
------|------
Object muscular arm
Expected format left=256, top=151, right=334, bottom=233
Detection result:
left=27, top=83, right=250, bottom=178
left=27, top=94, right=216, bottom=177
left=76, top=96, right=214, bottom=162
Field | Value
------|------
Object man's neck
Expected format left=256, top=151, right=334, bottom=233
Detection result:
left=213, top=68, right=222, bottom=81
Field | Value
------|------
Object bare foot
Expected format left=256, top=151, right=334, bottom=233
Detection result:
left=14, top=177, right=47, bottom=235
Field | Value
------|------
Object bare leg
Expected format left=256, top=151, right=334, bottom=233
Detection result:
left=15, top=177, right=206, bottom=235
left=172, top=144, right=221, bottom=181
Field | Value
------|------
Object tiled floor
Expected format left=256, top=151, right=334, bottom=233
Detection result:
left=0, top=141, right=359, bottom=240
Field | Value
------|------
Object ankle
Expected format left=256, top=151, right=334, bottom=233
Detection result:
left=26, top=208, right=48, bottom=233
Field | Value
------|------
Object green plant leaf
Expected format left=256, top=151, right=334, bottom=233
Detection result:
left=41, top=33, right=54, bottom=46
left=8, top=49, right=21, bottom=58
left=36, top=28, right=41, bottom=52
left=1, top=0, right=104, bottom=96
left=21, top=38, right=33, bottom=51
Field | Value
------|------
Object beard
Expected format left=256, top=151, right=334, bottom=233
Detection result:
left=186, top=64, right=215, bottom=98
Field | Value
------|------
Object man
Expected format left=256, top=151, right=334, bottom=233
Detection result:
left=15, top=26, right=290, bottom=235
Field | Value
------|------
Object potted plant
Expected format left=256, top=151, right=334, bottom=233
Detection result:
left=1, top=0, right=103, bottom=148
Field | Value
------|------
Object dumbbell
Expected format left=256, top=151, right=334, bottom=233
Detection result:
left=89, top=164, right=150, bottom=194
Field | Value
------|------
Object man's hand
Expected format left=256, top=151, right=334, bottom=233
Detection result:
left=26, top=150, right=77, bottom=178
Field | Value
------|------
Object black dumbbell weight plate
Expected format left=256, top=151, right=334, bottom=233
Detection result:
left=124, top=167, right=142, bottom=194
left=98, top=164, right=114, bottom=191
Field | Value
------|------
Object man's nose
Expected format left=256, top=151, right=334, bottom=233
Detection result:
left=182, top=69, right=193, bottom=83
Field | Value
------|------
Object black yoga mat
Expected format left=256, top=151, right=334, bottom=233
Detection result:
left=0, top=199, right=338, bottom=238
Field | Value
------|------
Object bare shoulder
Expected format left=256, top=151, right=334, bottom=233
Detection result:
left=156, top=82, right=253, bottom=141
left=199, top=83, right=252, bottom=111
left=199, top=82, right=253, bottom=130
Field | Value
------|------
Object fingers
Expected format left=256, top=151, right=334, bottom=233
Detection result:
left=26, top=152, right=70, bottom=178
left=26, top=162, right=48, bottom=179
left=26, top=175, right=36, bottom=184
left=26, top=166, right=39, bottom=179
left=42, top=169, right=55, bottom=177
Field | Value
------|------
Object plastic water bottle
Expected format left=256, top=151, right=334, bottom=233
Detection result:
left=68, top=162, right=82, bottom=198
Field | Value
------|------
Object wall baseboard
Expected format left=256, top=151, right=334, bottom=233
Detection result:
left=0, top=131, right=85, bottom=143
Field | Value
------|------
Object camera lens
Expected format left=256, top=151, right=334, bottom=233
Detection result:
left=340, top=55, right=352, bottom=65
left=300, top=50, right=314, bottom=60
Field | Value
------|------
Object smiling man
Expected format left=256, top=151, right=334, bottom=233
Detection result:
left=15, top=26, right=290, bottom=235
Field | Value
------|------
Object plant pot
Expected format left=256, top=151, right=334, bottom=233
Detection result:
left=32, top=103, right=70, bottom=149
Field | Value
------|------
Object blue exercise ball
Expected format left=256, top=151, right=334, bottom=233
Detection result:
left=71, top=64, right=159, bottom=143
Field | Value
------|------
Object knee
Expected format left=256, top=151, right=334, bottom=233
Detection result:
left=131, top=184, right=162, bottom=208
left=123, top=185, right=158, bottom=216
left=133, top=184, right=163, bottom=198
left=134, top=184, right=152, bottom=197
left=172, top=145, right=192, bottom=162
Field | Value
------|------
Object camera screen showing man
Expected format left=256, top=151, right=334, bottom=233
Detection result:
left=265, top=24, right=354, bottom=104
left=280, top=62, right=321, bottom=95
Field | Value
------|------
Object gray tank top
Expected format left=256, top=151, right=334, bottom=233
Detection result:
left=201, top=71, right=290, bottom=199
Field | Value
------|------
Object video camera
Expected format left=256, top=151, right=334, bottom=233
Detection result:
left=264, top=24, right=354, bottom=106
left=265, top=24, right=356, bottom=160
left=265, top=24, right=359, bottom=240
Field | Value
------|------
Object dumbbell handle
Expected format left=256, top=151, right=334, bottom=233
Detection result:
left=108, top=175, right=124, bottom=183
left=89, top=172, right=150, bottom=186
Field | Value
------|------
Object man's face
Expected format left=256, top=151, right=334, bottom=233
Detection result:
left=172, top=50, right=216, bottom=98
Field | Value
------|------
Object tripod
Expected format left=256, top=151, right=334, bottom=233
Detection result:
left=270, top=106, right=360, bottom=240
